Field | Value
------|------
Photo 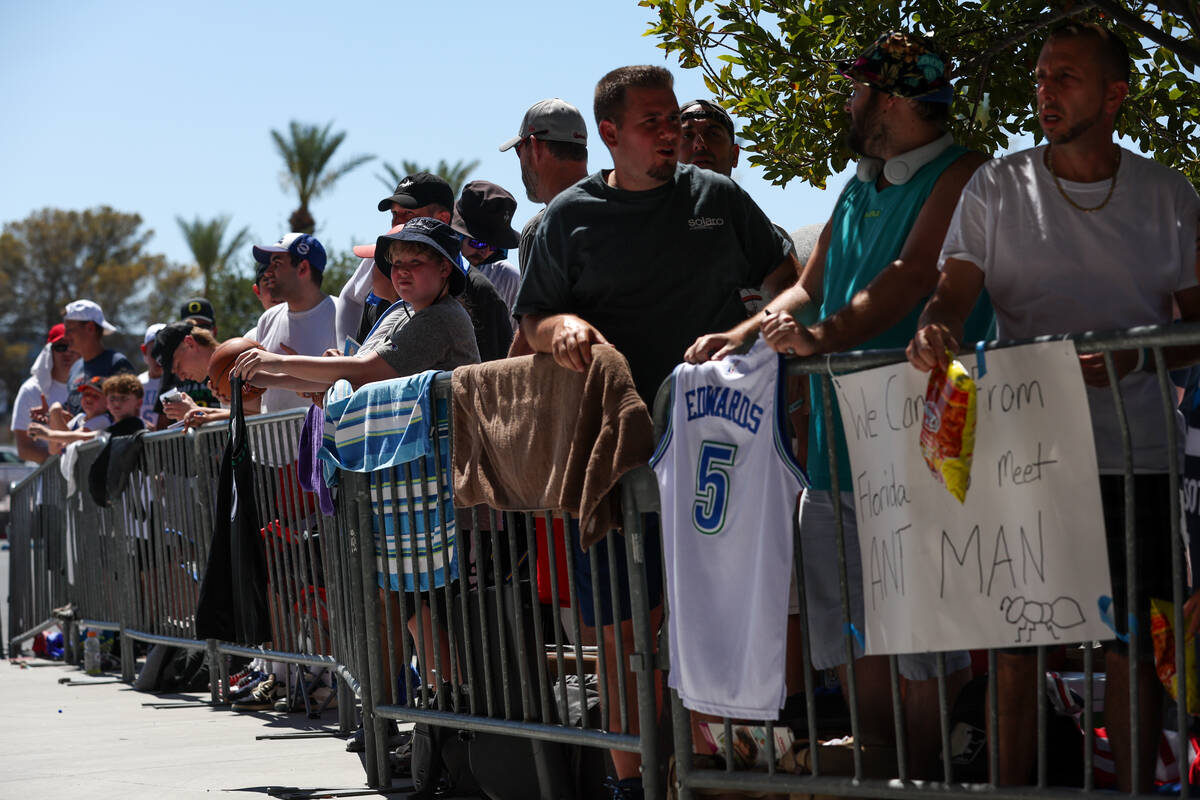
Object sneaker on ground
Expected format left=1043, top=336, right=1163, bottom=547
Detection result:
left=231, top=676, right=278, bottom=712
left=227, top=674, right=269, bottom=704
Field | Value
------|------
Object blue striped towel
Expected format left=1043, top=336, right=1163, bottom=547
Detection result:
left=319, top=373, right=457, bottom=592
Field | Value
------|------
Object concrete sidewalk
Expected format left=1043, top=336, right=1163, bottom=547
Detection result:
left=0, top=656, right=397, bottom=799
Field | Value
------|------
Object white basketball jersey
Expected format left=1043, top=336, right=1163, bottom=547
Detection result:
left=651, top=338, right=807, bottom=720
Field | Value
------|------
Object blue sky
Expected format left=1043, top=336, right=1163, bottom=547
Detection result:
left=1, top=0, right=853, bottom=275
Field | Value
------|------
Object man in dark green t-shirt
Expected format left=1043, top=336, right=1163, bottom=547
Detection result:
left=515, top=66, right=797, bottom=405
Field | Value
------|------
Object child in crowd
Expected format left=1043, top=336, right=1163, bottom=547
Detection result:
left=230, top=217, right=480, bottom=390
left=29, top=374, right=145, bottom=451
left=98, top=373, right=146, bottom=434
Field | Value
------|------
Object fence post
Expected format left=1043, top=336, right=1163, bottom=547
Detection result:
left=206, top=638, right=221, bottom=704
left=343, top=470, right=385, bottom=789
left=621, top=477, right=661, bottom=800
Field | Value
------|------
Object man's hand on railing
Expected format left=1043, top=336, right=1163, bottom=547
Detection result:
left=684, top=331, right=743, bottom=363
left=762, top=309, right=817, bottom=357
left=907, top=324, right=959, bottom=372
left=549, top=315, right=609, bottom=372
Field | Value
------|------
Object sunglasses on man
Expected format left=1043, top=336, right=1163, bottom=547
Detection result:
left=51, top=342, right=70, bottom=353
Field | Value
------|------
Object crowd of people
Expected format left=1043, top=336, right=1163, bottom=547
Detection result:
left=8, top=21, right=1200, bottom=799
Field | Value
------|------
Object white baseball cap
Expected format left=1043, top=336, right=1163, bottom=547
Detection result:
left=63, top=299, right=118, bottom=333
left=143, top=322, right=166, bottom=345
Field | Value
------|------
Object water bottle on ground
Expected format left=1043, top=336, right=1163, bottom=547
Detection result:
left=84, top=630, right=101, bottom=676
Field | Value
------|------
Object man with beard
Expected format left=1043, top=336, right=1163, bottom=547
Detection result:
left=499, top=98, right=589, bottom=276
left=685, top=31, right=993, bottom=779
left=907, top=23, right=1200, bottom=791
left=517, top=64, right=797, bottom=799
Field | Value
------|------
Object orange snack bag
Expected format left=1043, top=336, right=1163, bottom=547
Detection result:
left=919, top=359, right=977, bottom=503
left=1150, top=598, right=1199, bottom=714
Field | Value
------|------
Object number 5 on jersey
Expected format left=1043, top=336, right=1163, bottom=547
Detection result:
left=693, top=440, right=738, bottom=534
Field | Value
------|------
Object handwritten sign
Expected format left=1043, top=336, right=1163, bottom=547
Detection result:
left=832, top=341, right=1113, bottom=652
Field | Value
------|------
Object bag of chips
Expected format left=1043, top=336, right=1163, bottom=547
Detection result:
left=919, top=359, right=977, bottom=503
left=1150, top=597, right=1199, bottom=715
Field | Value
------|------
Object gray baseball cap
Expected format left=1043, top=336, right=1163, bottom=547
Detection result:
left=499, top=98, right=588, bottom=152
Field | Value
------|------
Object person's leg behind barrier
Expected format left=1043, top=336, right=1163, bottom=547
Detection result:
left=1100, top=474, right=1174, bottom=793
left=570, top=517, right=664, bottom=792
left=804, top=489, right=971, bottom=779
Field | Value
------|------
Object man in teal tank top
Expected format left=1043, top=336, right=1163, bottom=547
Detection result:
left=685, top=30, right=995, bottom=779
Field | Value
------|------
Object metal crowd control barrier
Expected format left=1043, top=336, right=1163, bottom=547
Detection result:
left=10, top=322, right=1195, bottom=799
left=665, top=322, right=1200, bottom=800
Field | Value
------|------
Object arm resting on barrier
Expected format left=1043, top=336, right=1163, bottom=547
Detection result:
left=233, top=347, right=397, bottom=391
left=685, top=224, right=828, bottom=364
left=907, top=257, right=986, bottom=372
left=520, top=312, right=611, bottom=372
left=27, top=421, right=99, bottom=445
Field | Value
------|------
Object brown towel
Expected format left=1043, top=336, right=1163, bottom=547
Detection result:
left=451, top=344, right=654, bottom=548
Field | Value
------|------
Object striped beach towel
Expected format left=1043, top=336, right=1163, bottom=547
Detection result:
left=319, top=373, right=457, bottom=592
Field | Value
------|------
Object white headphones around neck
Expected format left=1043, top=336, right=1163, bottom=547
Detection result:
left=856, top=132, right=954, bottom=185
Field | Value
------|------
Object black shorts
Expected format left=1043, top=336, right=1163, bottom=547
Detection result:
left=1100, top=474, right=1183, bottom=657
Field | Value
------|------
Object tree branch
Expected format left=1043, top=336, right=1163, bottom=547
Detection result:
left=1093, top=0, right=1200, bottom=67
left=959, top=2, right=1098, bottom=73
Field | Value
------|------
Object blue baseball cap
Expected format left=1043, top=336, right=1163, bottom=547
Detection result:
left=252, top=232, right=327, bottom=274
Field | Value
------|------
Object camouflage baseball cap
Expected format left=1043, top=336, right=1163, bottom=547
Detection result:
left=836, top=31, right=954, bottom=103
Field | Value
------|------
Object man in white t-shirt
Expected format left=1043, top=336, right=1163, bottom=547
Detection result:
left=137, top=323, right=166, bottom=427
left=11, top=324, right=79, bottom=463
left=907, top=23, right=1200, bottom=792
left=250, top=233, right=338, bottom=413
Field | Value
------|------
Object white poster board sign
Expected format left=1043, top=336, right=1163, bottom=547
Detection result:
left=832, top=341, right=1114, bottom=653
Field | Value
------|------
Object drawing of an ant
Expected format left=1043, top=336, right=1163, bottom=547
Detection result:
left=999, top=595, right=1085, bottom=642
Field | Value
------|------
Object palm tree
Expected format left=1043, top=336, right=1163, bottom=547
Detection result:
left=376, top=158, right=480, bottom=197
left=270, top=121, right=374, bottom=233
left=175, top=215, right=252, bottom=298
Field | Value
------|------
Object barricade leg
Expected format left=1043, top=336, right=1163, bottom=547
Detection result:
left=345, top=471, right=387, bottom=789
left=621, top=484, right=661, bottom=800
left=119, top=625, right=135, bottom=682
left=206, top=638, right=221, bottom=704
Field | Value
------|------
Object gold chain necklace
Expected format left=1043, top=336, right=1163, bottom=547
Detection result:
left=1046, top=144, right=1120, bottom=213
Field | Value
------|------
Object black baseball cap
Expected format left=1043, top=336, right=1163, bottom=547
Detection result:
left=377, top=172, right=455, bottom=213
left=374, top=217, right=468, bottom=296
left=451, top=181, right=520, bottom=249
left=179, top=297, right=215, bottom=326
left=151, top=320, right=195, bottom=377
left=680, top=99, right=736, bottom=139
